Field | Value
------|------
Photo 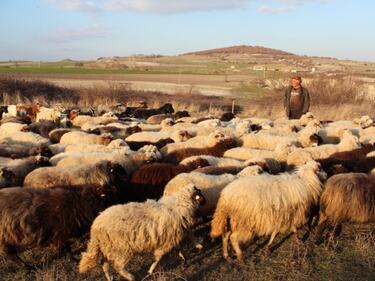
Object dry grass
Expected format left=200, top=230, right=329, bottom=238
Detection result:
left=1, top=223, right=374, bottom=281
left=0, top=76, right=373, bottom=121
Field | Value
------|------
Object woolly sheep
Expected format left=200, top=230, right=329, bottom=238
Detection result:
left=164, top=166, right=263, bottom=217
left=125, top=158, right=210, bottom=201
left=315, top=170, right=375, bottom=243
left=287, top=131, right=361, bottom=167
left=160, top=131, right=231, bottom=157
left=210, top=161, right=326, bottom=261
left=35, top=106, right=61, bottom=123
left=78, top=184, right=205, bottom=281
left=0, top=156, right=50, bottom=188
left=60, top=131, right=113, bottom=146
left=53, top=145, right=161, bottom=176
left=163, top=135, right=236, bottom=164
left=0, top=184, right=117, bottom=267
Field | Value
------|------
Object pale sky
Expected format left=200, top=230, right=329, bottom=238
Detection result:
left=1, top=0, right=374, bottom=61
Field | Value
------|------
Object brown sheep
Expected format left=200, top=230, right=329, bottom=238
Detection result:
left=0, top=184, right=117, bottom=267
left=163, top=137, right=237, bottom=164
left=315, top=170, right=375, bottom=244
left=125, top=158, right=210, bottom=201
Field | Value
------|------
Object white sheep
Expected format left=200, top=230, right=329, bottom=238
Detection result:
left=52, top=145, right=161, bottom=176
left=60, top=131, right=113, bottom=146
left=23, top=160, right=126, bottom=189
left=287, top=131, right=361, bottom=166
left=164, top=166, right=263, bottom=217
left=210, top=161, right=325, bottom=261
left=35, top=106, right=61, bottom=123
left=224, top=141, right=295, bottom=162
left=78, top=184, right=205, bottom=281
left=160, top=131, right=229, bottom=157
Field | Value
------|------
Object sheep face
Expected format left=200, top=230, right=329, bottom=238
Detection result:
left=35, top=155, right=51, bottom=167
left=305, top=161, right=327, bottom=182
left=191, top=186, right=206, bottom=206
left=0, top=168, right=17, bottom=182
left=108, top=163, right=129, bottom=187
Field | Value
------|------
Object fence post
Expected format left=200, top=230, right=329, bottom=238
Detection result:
left=232, top=99, right=235, bottom=114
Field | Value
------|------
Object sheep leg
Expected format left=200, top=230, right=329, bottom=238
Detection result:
left=113, top=259, right=134, bottom=281
left=102, top=261, right=113, bottom=281
left=0, top=244, right=36, bottom=270
left=187, top=230, right=203, bottom=250
left=148, top=249, right=166, bottom=274
left=222, top=231, right=231, bottom=260
left=315, top=215, right=329, bottom=245
left=229, top=232, right=243, bottom=263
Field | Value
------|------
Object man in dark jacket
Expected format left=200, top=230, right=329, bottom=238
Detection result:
left=284, top=75, right=310, bottom=119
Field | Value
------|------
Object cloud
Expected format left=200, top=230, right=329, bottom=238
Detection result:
left=103, top=0, right=247, bottom=14
left=257, top=5, right=293, bottom=14
left=257, top=0, right=329, bottom=14
left=41, top=24, right=109, bottom=43
left=47, top=0, right=100, bottom=13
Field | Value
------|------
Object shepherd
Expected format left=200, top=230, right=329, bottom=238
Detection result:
left=284, top=75, right=310, bottom=119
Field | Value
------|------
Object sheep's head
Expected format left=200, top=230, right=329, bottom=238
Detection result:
left=187, top=185, right=206, bottom=206
left=300, top=112, right=315, bottom=125
left=0, top=167, right=16, bottom=181
left=173, top=130, right=193, bottom=142
left=237, top=165, right=263, bottom=177
left=340, top=130, right=361, bottom=149
left=101, top=133, right=114, bottom=145
left=35, top=155, right=51, bottom=167
left=185, top=158, right=210, bottom=169
left=302, top=160, right=327, bottom=182
left=138, top=145, right=162, bottom=163
left=161, top=118, right=175, bottom=128
left=108, top=162, right=129, bottom=187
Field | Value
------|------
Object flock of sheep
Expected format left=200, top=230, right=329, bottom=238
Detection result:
left=0, top=102, right=374, bottom=281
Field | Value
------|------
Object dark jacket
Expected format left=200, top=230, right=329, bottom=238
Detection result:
left=284, top=85, right=310, bottom=118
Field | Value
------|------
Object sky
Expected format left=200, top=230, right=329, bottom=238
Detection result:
left=0, top=0, right=374, bottom=62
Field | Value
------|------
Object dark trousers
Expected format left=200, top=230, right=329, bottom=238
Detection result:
left=289, top=110, right=303, bottom=119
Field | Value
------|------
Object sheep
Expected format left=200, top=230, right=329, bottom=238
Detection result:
left=48, top=128, right=72, bottom=143
left=0, top=122, right=29, bottom=134
left=180, top=155, right=246, bottom=168
left=240, top=131, right=299, bottom=150
left=315, top=170, right=375, bottom=243
left=72, top=115, right=118, bottom=128
left=48, top=143, right=66, bottom=155
left=210, top=161, right=326, bottom=261
left=0, top=155, right=50, bottom=188
left=146, top=111, right=190, bottom=125
left=318, top=145, right=375, bottom=176
left=53, top=145, right=161, bottom=176
left=0, top=184, right=117, bottom=267
left=64, top=141, right=131, bottom=154
left=124, top=158, right=210, bottom=201
left=87, top=124, right=141, bottom=139
left=130, top=103, right=174, bottom=119
left=60, top=131, right=113, bottom=146
left=160, top=131, right=231, bottom=157
left=163, top=166, right=263, bottom=217
left=78, top=184, right=205, bottom=281
left=287, top=131, right=361, bottom=167
left=24, top=160, right=128, bottom=190
left=224, top=141, right=295, bottom=163
left=163, top=135, right=237, bottom=164
left=0, top=126, right=51, bottom=148
left=35, top=106, right=61, bottom=123
left=0, top=143, right=51, bottom=158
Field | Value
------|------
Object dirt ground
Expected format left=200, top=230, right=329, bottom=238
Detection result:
left=1, top=221, right=374, bottom=281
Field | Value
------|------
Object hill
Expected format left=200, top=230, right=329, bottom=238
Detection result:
left=182, top=45, right=297, bottom=57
